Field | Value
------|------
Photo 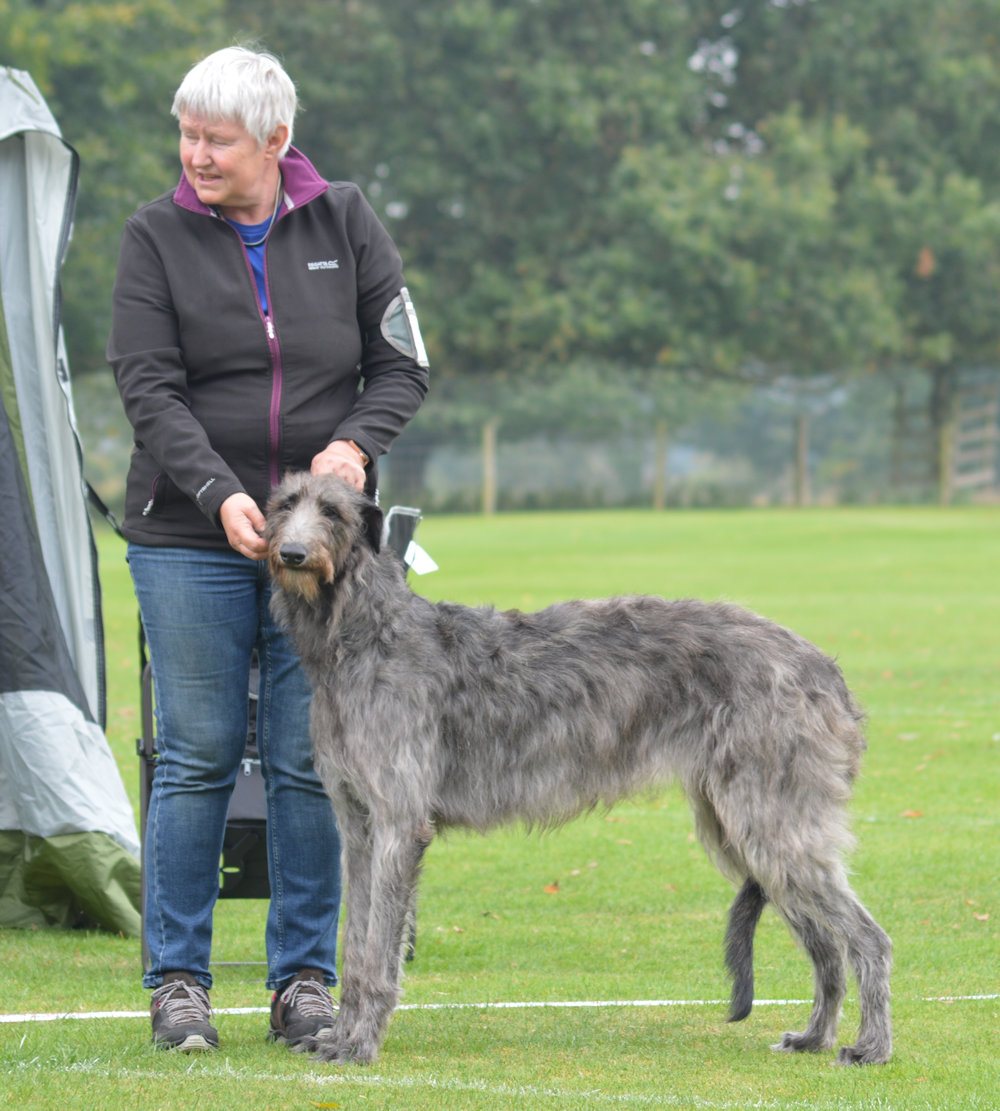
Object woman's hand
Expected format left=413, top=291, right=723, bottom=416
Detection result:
left=220, top=492, right=268, bottom=560
left=310, top=440, right=367, bottom=491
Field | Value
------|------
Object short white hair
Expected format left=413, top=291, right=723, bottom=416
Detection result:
left=171, top=46, right=297, bottom=156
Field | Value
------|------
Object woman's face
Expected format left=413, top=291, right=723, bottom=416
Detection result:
left=178, top=114, right=285, bottom=220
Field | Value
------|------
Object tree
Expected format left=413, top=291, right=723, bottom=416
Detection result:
left=223, top=0, right=705, bottom=379
left=691, top=0, right=1000, bottom=185
left=689, top=0, right=1000, bottom=488
left=7, top=0, right=1000, bottom=507
left=1, top=0, right=227, bottom=371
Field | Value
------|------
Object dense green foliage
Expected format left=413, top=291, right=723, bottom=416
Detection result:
left=3, top=0, right=1000, bottom=478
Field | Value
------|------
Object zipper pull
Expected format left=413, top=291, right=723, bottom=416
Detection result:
left=266, top=317, right=275, bottom=340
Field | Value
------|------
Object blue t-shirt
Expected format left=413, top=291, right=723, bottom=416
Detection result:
left=227, top=209, right=283, bottom=313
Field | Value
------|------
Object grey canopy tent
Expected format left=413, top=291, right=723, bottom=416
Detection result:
left=0, top=66, right=140, bottom=935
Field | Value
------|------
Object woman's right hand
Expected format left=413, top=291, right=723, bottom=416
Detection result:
left=220, top=493, right=268, bottom=560
left=310, top=439, right=367, bottom=490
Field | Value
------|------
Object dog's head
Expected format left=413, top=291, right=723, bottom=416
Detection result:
left=265, top=472, right=383, bottom=605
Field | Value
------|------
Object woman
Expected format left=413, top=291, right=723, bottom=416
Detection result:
left=108, top=45, right=429, bottom=1051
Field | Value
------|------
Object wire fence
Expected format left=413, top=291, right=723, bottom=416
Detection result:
left=75, top=368, right=1000, bottom=520
left=379, top=372, right=1000, bottom=513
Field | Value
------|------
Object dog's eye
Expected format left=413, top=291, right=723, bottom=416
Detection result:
left=321, top=504, right=341, bottom=522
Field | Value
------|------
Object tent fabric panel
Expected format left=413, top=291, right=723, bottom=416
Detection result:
left=20, top=132, right=98, bottom=723
left=0, top=265, right=24, bottom=475
left=0, top=68, right=60, bottom=143
left=0, top=689, right=140, bottom=857
left=0, top=92, right=99, bottom=724
left=0, top=829, right=141, bottom=937
left=0, top=396, right=93, bottom=710
left=0, top=66, right=141, bottom=933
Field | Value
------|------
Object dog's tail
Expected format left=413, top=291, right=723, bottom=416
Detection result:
left=724, top=876, right=768, bottom=1022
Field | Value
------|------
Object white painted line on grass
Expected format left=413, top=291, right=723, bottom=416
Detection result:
left=0, top=999, right=766, bottom=1025
left=1, top=993, right=996, bottom=1026
left=921, top=993, right=1000, bottom=1002
left=0, top=1006, right=268, bottom=1024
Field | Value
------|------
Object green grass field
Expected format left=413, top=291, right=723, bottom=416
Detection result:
left=2, top=505, right=998, bottom=1109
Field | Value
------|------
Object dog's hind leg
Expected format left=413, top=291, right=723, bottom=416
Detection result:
left=833, top=899, right=892, bottom=1065
left=698, top=784, right=888, bottom=1062
left=725, top=877, right=768, bottom=1022
left=770, top=873, right=891, bottom=1065
left=770, top=890, right=848, bottom=1055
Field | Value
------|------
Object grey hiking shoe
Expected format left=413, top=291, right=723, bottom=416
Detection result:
left=268, top=968, right=337, bottom=1048
left=150, top=971, right=219, bottom=1051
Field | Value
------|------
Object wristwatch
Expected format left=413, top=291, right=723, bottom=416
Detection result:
left=347, top=440, right=370, bottom=467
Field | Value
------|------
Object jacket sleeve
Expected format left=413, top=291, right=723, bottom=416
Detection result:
left=106, top=216, right=244, bottom=524
left=327, top=188, right=430, bottom=461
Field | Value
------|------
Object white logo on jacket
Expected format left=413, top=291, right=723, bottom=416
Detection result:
left=307, top=259, right=340, bottom=270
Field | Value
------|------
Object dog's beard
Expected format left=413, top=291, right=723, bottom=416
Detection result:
left=270, top=553, right=335, bottom=606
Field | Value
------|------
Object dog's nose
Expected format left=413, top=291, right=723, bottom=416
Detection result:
left=279, top=542, right=308, bottom=567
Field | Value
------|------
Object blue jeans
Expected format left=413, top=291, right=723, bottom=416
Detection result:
left=129, top=544, right=341, bottom=991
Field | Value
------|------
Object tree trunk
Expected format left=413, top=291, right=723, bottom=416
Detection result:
left=929, top=364, right=957, bottom=506
left=938, top=417, right=954, bottom=506
left=889, top=380, right=906, bottom=491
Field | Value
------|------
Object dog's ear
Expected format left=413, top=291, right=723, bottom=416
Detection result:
left=361, top=501, right=384, bottom=553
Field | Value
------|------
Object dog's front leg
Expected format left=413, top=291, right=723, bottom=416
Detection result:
left=310, top=790, right=373, bottom=1063
left=315, top=818, right=432, bottom=1064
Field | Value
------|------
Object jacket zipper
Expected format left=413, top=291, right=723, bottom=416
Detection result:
left=142, top=473, right=161, bottom=516
left=264, top=310, right=283, bottom=489
left=231, top=222, right=284, bottom=492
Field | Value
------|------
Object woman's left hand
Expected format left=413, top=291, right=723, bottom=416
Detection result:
left=311, top=440, right=367, bottom=491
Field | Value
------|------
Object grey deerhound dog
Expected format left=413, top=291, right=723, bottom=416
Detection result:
left=266, top=472, right=892, bottom=1067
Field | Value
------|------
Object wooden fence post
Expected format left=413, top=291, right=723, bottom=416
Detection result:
left=482, top=418, right=498, bottom=515
left=653, top=419, right=668, bottom=510
left=795, top=412, right=810, bottom=507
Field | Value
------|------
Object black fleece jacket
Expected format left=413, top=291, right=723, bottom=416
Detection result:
left=107, top=146, right=429, bottom=549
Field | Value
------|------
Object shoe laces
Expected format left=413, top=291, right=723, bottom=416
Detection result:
left=280, top=978, right=335, bottom=1019
left=152, top=979, right=212, bottom=1023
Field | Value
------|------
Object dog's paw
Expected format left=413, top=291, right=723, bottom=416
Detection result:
left=308, top=1033, right=378, bottom=1065
left=836, top=1042, right=890, bottom=1066
left=771, top=1030, right=833, bottom=1055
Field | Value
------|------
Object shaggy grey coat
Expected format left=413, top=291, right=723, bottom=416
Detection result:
left=266, top=473, right=892, bottom=1066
